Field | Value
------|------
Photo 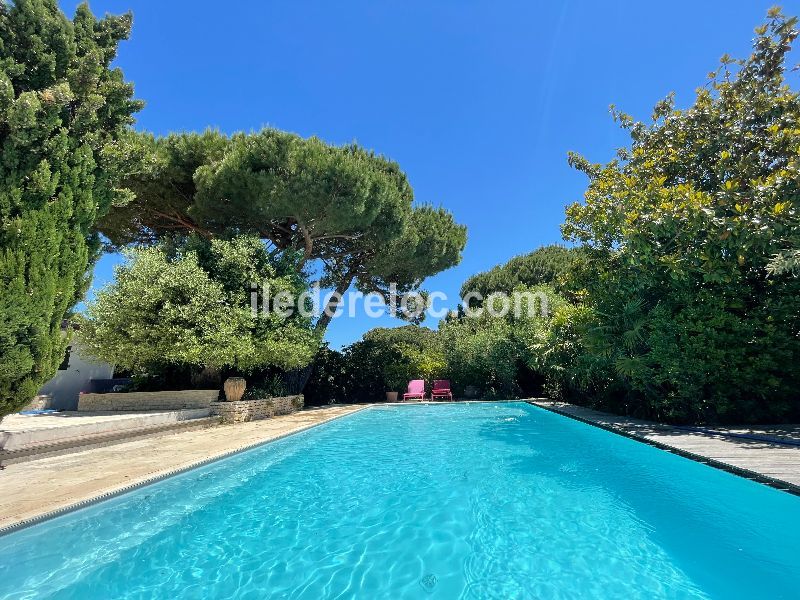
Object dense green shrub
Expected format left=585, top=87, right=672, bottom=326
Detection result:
left=303, top=345, right=352, bottom=405
left=79, top=236, right=317, bottom=378
left=563, top=9, right=800, bottom=422
left=438, top=284, right=574, bottom=399
left=304, top=326, right=446, bottom=404
left=351, top=326, right=445, bottom=399
left=439, top=316, right=520, bottom=398
left=0, top=1, right=142, bottom=417
left=524, top=302, right=620, bottom=406
left=242, top=374, right=288, bottom=400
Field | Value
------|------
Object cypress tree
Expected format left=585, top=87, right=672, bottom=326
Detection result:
left=0, top=0, right=142, bottom=417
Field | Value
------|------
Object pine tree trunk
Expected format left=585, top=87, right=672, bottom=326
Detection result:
left=313, top=272, right=355, bottom=337
left=287, top=272, right=355, bottom=393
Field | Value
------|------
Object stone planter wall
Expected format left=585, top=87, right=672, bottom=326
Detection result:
left=23, top=395, right=55, bottom=411
left=210, top=395, right=304, bottom=424
left=77, top=389, right=219, bottom=411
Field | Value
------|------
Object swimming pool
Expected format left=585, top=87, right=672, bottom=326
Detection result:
left=1, top=402, right=798, bottom=599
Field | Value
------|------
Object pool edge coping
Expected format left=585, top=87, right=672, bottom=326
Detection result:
left=0, top=404, right=373, bottom=537
left=527, top=400, right=800, bottom=497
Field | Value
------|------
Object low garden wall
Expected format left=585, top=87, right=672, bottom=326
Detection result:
left=210, top=395, right=304, bottom=424
left=23, top=395, right=55, bottom=411
left=77, top=390, right=220, bottom=411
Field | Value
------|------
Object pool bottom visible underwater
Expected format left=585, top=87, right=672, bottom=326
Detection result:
left=0, top=402, right=798, bottom=599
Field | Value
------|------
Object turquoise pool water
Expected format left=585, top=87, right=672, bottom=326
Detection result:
left=1, top=402, right=799, bottom=599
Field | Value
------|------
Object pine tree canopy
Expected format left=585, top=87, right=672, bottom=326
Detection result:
left=99, top=128, right=467, bottom=334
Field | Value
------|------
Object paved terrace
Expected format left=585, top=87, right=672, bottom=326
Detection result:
left=532, top=400, right=800, bottom=492
left=0, top=404, right=368, bottom=531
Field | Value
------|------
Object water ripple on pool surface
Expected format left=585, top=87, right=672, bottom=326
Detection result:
left=1, top=402, right=799, bottom=599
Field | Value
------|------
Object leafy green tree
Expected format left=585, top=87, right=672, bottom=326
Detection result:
left=439, top=283, right=572, bottom=398
left=523, top=302, right=612, bottom=402
left=563, top=8, right=800, bottom=422
left=79, top=237, right=317, bottom=378
left=99, top=128, right=467, bottom=336
left=303, top=326, right=446, bottom=403
left=0, top=0, right=142, bottom=417
left=350, top=326, right=445, bottom=397
left=439, top=315, right=520, bottom=399
left=460, top=245, right=579, bottom=306
left=381, top=340, right=447, bottom=392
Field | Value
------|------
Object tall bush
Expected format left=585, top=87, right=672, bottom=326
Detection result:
left=439, top=316, right=520, bottom=398
left=0, top=1, right=142, bottom=417
left=304, top=326, right=446, bottom=404
left=563, top=9, right=800, bottom=422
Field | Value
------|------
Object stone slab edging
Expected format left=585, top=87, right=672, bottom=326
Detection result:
left=0, top=409, right=213, bottom=452
left=0, top=417, right=219, bottom=467
left=0, top=401, right=495, bottom=534
left=0, top=404, right=371, bottom=537
left=527, top=400, right=800, bottom=497
left=78, top=390, right=219, bottom=412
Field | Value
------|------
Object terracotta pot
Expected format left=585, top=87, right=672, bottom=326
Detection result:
left=385, top=391, right=399, bottom=402
left=223, top=377, right=247, bottom=402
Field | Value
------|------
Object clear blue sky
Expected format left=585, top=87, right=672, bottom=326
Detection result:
left=65, top=0, right=800, bottom=349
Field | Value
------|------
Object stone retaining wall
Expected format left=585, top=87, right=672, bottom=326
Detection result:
left=23, top=395, right=55, bottom=411
left=210, top=395, right=304, bottom=424
left=77, top=390, right=219, bottom=411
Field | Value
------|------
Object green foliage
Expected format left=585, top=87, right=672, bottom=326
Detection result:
left=439, top=316, right=520, bottom=398
left=439, top=284, right=569, bottom=399
left=98, top=128, right=467, bottom=335
left=562, top=9, right=800, bottom=422
left=306, top=285, right=595, bottom=404
left=366, top=205, right=468, bottom=298
left=383, top=344, right=447, bottom=391
left=460, top=245, right=579, bottom=304
left=78, top=236, right=317, bottom=375
left=354, top=326, right=445, bottom=395
left=525, top=302, right=619, bottom=405
left=0, top=0, right=142, bottom=416
left=98, top=130, right=230, bottom=246
left=303, top=344, right=352, bottom=405
left=304, top=326, right=446, bottom=404
left=242, top=374, right=287, bottom=400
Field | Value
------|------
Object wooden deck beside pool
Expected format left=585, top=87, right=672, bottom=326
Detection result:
left=531, top=400, right=800, bottom=493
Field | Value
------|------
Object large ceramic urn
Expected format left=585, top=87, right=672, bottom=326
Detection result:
left=223, top=377, right=247, bottom=402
